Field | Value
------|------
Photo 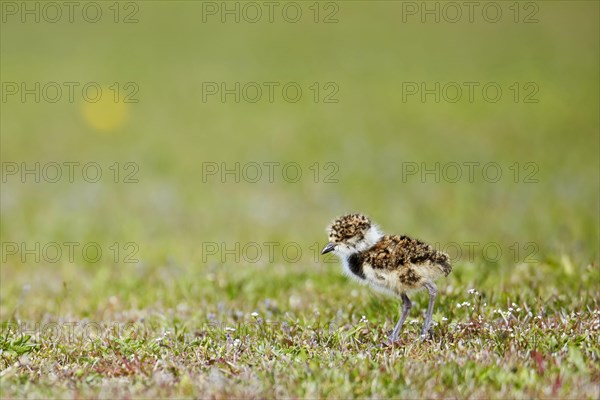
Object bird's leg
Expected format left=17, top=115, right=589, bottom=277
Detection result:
left=420, top=281, right=438, bottom=339
left=388, top=293, right=412, bottom=343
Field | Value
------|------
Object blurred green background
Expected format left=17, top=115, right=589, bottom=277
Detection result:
left=1, top=1, right=599, bottom=397
left=1, top=1, right=598, bottom=315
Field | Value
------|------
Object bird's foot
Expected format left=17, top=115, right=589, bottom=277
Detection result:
left=384, top=335, right=400, bottom=347
left=419, top=330, right=433, bottom=342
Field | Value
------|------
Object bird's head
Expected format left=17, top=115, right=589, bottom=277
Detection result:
left=321, top=213, right=383, bottom=258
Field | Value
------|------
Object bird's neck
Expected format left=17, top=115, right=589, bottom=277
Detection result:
left=357, top=225, right=384, bottom=251
left=338, top=226, right=384, bottom=260
left=337, top=228, right=383, bottom=281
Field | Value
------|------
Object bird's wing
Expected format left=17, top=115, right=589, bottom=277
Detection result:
left=364, top=235, right=451, bottom=273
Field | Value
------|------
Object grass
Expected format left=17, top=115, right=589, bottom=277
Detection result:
left=1, top=263, right=598, bottom=398
left=1, top=1, right=599, bottom=398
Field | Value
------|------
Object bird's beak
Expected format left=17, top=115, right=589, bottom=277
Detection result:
left=321, top=242, right=336, bottom=255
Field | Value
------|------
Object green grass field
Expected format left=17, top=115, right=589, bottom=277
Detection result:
left=1, top=1, right=599, bottom=398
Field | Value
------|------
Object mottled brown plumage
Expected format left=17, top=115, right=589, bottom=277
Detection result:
left=322, top=213, right=452, bottom=343
left=327, top=213, right=371, bottom=242
left=365, top=235, right=452, bottom=275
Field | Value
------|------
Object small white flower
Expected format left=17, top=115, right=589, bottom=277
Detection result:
left=251, top=312, right=259, bottom=317
left=225, top=327, right=236, bottom=332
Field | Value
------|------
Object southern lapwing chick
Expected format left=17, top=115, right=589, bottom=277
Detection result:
left=321, top=213, right=452, bottom=343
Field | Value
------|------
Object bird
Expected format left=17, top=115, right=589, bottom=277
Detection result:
left=321, top=213, right=452, bottom=343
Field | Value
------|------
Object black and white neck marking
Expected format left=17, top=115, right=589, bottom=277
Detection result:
left=332, top=225, right=383, bottom=281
